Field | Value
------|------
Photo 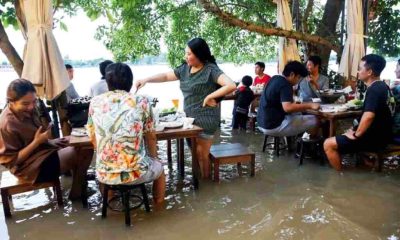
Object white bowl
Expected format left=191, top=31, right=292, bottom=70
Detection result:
left=184, top=117, right=195, bottom=125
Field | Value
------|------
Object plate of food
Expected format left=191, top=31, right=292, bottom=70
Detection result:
left=159, top=121, right=183, bottom=129
left=345, top=99, right=363, bottom=110
left=320, top=106, right=335, bottom=113
left=71, top=129, right=88, bottom=137
left=159, top=107, right=177, bottom=117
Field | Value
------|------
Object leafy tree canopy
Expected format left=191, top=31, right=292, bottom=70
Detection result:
left=1, top=0, right=400, bottom=67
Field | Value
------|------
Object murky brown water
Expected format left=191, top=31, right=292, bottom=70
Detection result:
left=1, top=119, right=400, bottom=240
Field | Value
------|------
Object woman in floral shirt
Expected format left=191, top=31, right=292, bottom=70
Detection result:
left=87, top=63, right=165, bottom=204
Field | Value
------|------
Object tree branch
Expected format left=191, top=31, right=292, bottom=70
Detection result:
left=0, top=19, right=23, bottom=76
left=152, top=0, right=196, bottom=23
left=197, top=0, right=341, bottom=53
left=217, top=2, right=274, bottom=25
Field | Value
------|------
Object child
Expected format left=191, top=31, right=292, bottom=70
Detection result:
left=232, top=75, right=255, bottom=130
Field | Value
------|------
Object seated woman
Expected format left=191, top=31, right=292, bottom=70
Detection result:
left=0, top=79, right=92, bottom=200
left=87, top=63, right=166, bottom=204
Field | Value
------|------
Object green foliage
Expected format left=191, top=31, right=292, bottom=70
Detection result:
left=1, top=0, right=400, bottom=66
left=90, top=0, right=281, bottom=67
left=0, top=1, right=17, bottom=29
left=369, top=0, right=400, bottom=57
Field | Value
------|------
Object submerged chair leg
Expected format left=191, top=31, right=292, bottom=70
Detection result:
left=274, top=137, right=280, bottom=157
left=262, top=135, right=268, bottom=152
left=140, top=184, right=150, bottom=212
left=123, top=190, right=131, bottom=226
left=101, top=184, right=109, bottom=218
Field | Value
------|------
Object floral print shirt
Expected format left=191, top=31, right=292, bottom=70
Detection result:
left=87, top=90, right=154, bottom=185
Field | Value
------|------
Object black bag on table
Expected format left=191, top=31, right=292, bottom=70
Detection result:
left=67, top=97, right=91, bottom=128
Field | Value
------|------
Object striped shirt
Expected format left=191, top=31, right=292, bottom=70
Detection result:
left=174, top=63, right=223, bottom=134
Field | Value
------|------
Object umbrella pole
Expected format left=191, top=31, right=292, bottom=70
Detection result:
left=50, top=100, right=60, bottom=138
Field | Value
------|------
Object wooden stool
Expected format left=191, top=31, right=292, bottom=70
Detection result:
left=357, top=144, right=400, bottom=171
left=262, top=135, right=289, bottom=156
left=0, top=171, right=63, bottom=218
left=209, top=143, right=255, bottom=182
left=297, top=137, right=325, bottom=165
left=102, top=183, right=150, bottom=226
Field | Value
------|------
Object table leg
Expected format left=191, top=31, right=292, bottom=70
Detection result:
left=167, top=140, right=172, bottom=169
left=191, top=137, right=199, bottom=189
left=250, top=155, right=255, bottom=177
left=178, top=139, right=185, bottom=177
left=329, top=120, right=336, bottom=137
left=1, top=189, right=11, bottom=218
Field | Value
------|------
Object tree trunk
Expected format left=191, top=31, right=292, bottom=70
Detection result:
left=0, top=20, right=23, bottom=76
left=306, top=0, right=344, bottom=70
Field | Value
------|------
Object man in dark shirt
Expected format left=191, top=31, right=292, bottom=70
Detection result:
left=324, top=54, right=395, bottom=171
left=257, top=61, right=320, bottom=137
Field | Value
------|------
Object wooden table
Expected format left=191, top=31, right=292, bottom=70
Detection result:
left=69, top=125, right=204, bottom=189
left=306, top=108, right=362, bottom=137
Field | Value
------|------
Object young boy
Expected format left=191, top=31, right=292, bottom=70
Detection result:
left=232, top=76, right=255, bottom=130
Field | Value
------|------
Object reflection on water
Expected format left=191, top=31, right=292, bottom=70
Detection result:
left=1, top=105, right=400, bottom=239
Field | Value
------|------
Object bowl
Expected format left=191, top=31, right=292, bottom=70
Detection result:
left=319, top=92, right=344, bottom=104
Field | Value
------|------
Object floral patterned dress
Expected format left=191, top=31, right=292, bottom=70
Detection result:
left=87, top=90, right=154, bottom=185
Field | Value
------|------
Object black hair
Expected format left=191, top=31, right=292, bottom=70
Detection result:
left=241, top=75, right=253, bottom=87
left=105, top=63, right=133, bottom=92
left=7, top=79, right=36, bottom=102
left=360, top=54, right=386, bottom=77
left=282, top=61, right=308, bottom=78
left=187, top=38, right=216, bottom=64
left=307, top=56, right=322, bottom=68
left=255, top=62, right=265, bottom=70
left=397, top=58, right=400, bottom=65
left=65, top=64, right=73, bottom=69
left=99, top=60, right=114, bottom=79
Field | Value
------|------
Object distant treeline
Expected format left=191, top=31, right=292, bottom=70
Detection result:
left=63, top=54, right=168, bottom=68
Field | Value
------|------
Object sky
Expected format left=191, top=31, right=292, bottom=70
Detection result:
left=0, top=10, right=113, bottom=62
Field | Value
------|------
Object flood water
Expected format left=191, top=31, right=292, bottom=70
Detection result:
left=1, top=63, right=400, bottom=239
left=1, top=119, right=400, bottom=239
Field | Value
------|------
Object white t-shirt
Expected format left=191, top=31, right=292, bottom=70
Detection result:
left=90, top=80, right=108, bottom=97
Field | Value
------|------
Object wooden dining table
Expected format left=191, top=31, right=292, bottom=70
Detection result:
left=306, top=107, right=362, bottom=137
left=69, top=125, right=204, bottom=189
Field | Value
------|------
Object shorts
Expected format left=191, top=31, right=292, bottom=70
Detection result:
left=124, top=159, right=163, bottom=185
left=36, top=151, right=61, bottom=183
left=258, top=114, right=317, bottom=137
left=199, top=132, right=215, bottom=140
left=336, top=135, right=385, bottom=154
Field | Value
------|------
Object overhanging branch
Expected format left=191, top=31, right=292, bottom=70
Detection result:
left=197, top=0, right=341, bottom=53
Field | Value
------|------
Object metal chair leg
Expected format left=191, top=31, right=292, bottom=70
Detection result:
left=140, top=184, right=150, bottom=212
left=101, top=185, right=109, bottom=218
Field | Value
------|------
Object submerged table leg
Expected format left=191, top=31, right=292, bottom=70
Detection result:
left=167, top=140, right=172, bottom=169
left=178, top=139, right=185, bottom=177
left=191, top=137, right=199, bottom=189
left=329, top=120, right=336, bottom=137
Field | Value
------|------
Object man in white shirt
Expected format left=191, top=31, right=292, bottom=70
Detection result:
left=65, top=64, right=80, bottom=102
left=89, top=60, right=113, bottom=97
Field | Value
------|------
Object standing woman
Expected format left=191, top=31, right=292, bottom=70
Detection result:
left=0, top=79, right=92, bottom=199
left=136, top=38, right=236, bottom=178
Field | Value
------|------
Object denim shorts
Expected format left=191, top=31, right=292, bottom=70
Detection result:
left=258, top=114, right=317, bottom=137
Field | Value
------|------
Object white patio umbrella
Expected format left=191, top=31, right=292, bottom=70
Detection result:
left=17, top=0, right=69, bottom=100
left=338, top=0, right=365, bottom=80
left=274, top=0, right=300, bottom=73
